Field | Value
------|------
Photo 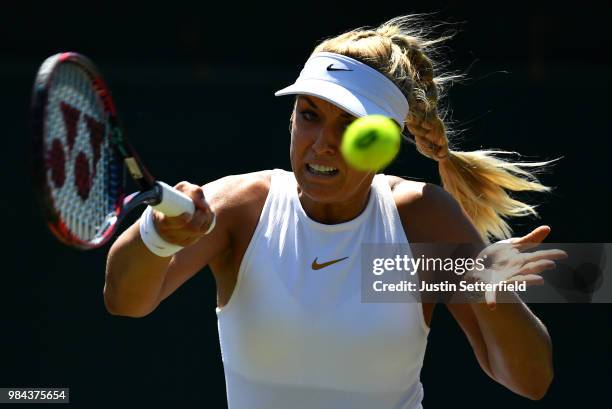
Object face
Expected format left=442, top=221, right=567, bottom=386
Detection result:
left=290, top=95, right=374, bottom=204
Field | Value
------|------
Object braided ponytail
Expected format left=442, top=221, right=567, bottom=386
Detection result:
left=314, top=14, right=555, bottom=243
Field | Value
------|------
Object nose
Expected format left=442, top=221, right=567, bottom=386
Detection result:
left=311, top=125, right=339, bottom=156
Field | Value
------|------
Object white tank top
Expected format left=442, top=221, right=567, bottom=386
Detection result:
left=216, top=169, right=429, bottom=409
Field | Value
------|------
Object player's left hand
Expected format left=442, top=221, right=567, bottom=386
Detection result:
left=465, top=226, right=567, bottom=310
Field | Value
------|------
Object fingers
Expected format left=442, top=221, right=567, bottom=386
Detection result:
left=184, top=205, right=215, bottom=235
left=514, top=248, right=567, bottom=276
left=516, top=259, right=557, bottom=276
left=484, top=274, right=544, bottom=310
left=524, top=248, right=568, bottom=263
left=485, top=289, right=497, bottom=310
left=524, top=225, right=551, bottom=241
left=175, top=181, right=211, bottom=213
left=155, top=208, right=214, bottom=246
left=152, top=181, right=215, bottom=246
left=507, top=274, right=545, bottom=286
left=204, top=212, right=217, bottom=235
left=172, top=182, right=213, bottom=227
left=484, top=275, right=544, bottom=310
left=513, top=225, right=551, bottom=251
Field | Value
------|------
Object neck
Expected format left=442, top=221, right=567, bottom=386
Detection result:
left=297, top=181, right=373, bottom=224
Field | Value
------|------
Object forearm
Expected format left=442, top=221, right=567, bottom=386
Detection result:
left=471, top=294, right=553, bottom=399
left=104, top=221, right=172, bottom=317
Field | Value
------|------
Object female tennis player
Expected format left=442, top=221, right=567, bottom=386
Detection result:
left=104, top=15, right=565, bottom=408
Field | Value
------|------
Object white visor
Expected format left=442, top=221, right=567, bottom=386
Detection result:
left=275, top=52, right=409, bottom=129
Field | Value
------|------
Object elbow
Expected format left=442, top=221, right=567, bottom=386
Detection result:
left=526, top=338, right=554, bottom=400
left=104, top=298, right=154, bottom=318
left=524, top=370, right=553, bottom=401
left=515, top=361, right=553, bottom=401
left=103, top=285, right=155, bottom=318
left=494, top=354, right=554, bottom=401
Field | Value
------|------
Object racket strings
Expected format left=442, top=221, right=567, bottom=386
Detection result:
left=45, top=63, right=121, bottom=243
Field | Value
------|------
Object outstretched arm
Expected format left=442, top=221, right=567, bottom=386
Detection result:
left=396, top=182, right=558, bottom=400
left=104, top=180, right=227, bottom=318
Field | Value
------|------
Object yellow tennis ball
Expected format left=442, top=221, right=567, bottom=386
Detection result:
left=341, top=115, right=401, bottom=172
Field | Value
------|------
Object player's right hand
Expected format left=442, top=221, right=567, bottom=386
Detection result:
left=152, top=181, right=215, bottom=247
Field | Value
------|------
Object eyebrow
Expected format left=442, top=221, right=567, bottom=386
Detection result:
left=299, top=96, right=355, bottom=119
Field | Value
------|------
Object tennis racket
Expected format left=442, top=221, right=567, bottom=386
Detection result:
left=31, top=52, right=197, bottom=249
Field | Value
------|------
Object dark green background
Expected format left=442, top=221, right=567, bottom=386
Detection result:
left=2, top=1, right=611, bottom=407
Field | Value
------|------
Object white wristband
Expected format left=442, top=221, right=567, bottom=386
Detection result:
left=139, top=206, right=184, bottom=257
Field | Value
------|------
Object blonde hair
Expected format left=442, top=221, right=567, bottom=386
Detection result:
left=313, top=14, right=555, bottom=243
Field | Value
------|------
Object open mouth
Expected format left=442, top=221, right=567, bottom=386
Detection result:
left=306, top=163, right=339, bottom=177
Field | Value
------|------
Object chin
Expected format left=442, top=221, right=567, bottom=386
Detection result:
left=295, top=168, right=345, bottom=203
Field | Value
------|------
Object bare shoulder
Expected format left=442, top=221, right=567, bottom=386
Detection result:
left=385, top=175, right=480, bottom=243
left=203, top=170, right=272, bottom=214
left=200, top=170, right=272, bottom=247
left=385, top=175, right=427, bottom=205
left=386, top=175, right=455, bottom=213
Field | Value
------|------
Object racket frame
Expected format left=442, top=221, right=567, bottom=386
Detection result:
left=31, top=52, right=163, bottom=249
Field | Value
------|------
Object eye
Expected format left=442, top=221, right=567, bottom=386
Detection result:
left=299, top=110, right=318, bottom=121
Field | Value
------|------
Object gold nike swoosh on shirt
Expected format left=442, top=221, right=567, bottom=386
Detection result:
left=311, top=257, right=349, bottom=270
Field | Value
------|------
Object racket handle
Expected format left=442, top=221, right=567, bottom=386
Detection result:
left=153, top=181, right=196, bottom=217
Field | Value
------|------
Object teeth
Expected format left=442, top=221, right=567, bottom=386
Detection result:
left=310, top=164, right=337, bottom=172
